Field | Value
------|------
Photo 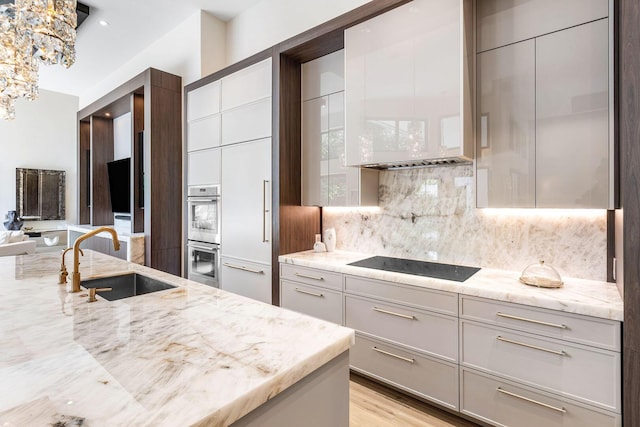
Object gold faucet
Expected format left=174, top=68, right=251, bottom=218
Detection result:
left=71, top=227, right=120, bottom=293
left=59, top=247, right=83, bottom=284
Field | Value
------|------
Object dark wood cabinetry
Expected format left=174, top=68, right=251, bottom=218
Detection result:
left=77, top=68, right=182, bottom=275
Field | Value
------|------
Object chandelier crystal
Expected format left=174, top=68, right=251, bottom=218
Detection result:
left=0, top=0, right=77, bottom=120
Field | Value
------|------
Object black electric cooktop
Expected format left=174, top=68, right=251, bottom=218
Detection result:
left=348, top=256, right=480, bottom=282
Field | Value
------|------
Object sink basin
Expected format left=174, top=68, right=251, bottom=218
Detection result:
left=81, top=273, right=176, bottom=301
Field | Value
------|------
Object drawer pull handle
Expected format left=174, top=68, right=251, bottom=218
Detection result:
left=372, top=346, right=415, bottom=364
left=497, top=387, right=567, bottom=414
left=496, top=336, right=567, bottom=357
left=372, top=307, right=416, bottom=320
left=294, top=272, right=324, bottom=281
left=294, top=288, right=324, bottom=298
left=223, top=263, right=264, bottom=275
left=496, top=312, right=567, bottom=329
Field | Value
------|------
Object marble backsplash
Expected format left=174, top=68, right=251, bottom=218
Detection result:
left=323, top=165, right=608, bottom=281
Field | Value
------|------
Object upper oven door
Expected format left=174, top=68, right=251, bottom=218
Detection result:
left=187, top=196, right=220, bottom=244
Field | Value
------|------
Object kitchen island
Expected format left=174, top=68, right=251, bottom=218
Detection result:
left=0, top=251, right=354, bottom=426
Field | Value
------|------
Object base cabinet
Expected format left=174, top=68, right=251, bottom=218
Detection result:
left=461, top=368, right=620, bottom=427
left=278, top=262, right=621, bottom=427
left=221, top=256, right=271, bottom=304
left=351, top=333, right=459, bottom=410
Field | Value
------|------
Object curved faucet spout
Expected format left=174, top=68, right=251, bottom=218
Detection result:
left=70, top=227, right=120, bottom=293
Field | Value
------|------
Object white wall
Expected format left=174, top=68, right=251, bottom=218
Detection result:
left=226, top=0, right=371, bottom=64
left=0, top=89, right=78, bottom=228
left=79, top=10, right=227, bottom=109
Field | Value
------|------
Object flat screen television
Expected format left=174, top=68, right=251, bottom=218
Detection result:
left=106, top=158, right=131, bottom=213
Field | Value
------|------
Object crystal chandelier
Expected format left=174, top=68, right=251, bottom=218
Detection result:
left=0, top=0, right=77, bottom=120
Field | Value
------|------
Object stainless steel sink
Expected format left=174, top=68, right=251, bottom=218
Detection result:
left=81, top=273, right=176, bottom=301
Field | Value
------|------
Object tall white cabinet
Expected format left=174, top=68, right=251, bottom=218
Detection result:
left=218, top=58, right=273, bottom=304
left=476, top=0, right=613, bottom=208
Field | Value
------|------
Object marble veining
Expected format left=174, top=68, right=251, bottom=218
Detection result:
left=0, top=251, right=354, bottom=426
left=323, top=165, right=608, bottom=281
left=279, top=250, right=623, bottom=321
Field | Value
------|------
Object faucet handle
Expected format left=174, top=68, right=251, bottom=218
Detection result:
left=58, top=267, right=68, bottom=284
left=88, top=287, right=112, bottom=303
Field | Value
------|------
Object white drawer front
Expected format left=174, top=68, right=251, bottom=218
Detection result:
left=461, top=321, right=620, bottom=412
left=461, top=296, right=621, bottom=351
left=346, top=295, right=458, bottom=361
left=220, top=256, right=272, bottom=304
left=280, top=264, right=343, bottom=291
left=461, top=368, right=620, bottom=427
left=221, top=98, right=272, bottom=145
left=351, top=334, right=459, bottom=410
left=345, top=275, right=458, bottom=315
left=188, top=114, right=221, bottom=152
left=280, top=280, right=343, bottom=324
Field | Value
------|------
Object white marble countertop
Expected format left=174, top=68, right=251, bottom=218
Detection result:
left=0, top=251, right=354, bottom=426
left=279, top=250, right=624, bottom=321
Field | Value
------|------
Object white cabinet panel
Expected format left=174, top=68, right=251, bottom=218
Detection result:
left=280, top=280, right=343, bottom=324
left=476, top=40, right=536, bottom=208
left=221, top=58, right=272, bottom=111
left=345, top=294, right=458, bottom=362
left=221, top=256, right=271, bottom=304
left=461, top=368, right=620, bottom=427
left=187, top=114, right=221, bottom=152
left=280, top=264, right=343, bottom=291
left=351, top=334, right=459, bottom=410
left=477, top=0, right=609, bottom=52
left=461, top=321, right=620, bottom=412
left=220, top=138, right=271, bottom=263
left=535, top=19, right=610, bottom=208
left=302, top=50, right=344, bottom=101
left=221, top=98, right=272, bottom=146
left=187, top=148, right=220, bottom=186
left=187, top=81, right=220, bottom=121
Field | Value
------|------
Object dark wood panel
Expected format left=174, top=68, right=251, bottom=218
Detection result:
left=132, top=93, right=145, bottom=233
left=79, top=121, right=91, bottom=224
left=148, top=76, right=182, bottom=275
left=624, top=347, right=640, bottom=424
left=90, top=116, right=114, bottom=226
left=620, top=1, right=640, bottom=426
left=279, top=0, right=411, bottom=61
left=151, top=247, right=181, bottom=277
left=607, top=210, right=615, bottom=282
left=150, top=68, right=182, bottom=93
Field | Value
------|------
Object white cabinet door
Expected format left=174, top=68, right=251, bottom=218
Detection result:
left=302, top=50, right=345, bottom=102
left=187, top=148, right=220, bottom=186
left=187, top=114, right=221, bottom=152
left=220, top=138, right=271, bottom=263
left=535, top=19, right=610, bottom=208
left=187, top=81, right=220, bottom=121
left=220, top=98, right=272, bottom=146
left=220, top=58, right=272, bottom=111
left=221, top=256, right=271, bottom=304
left=302, top=96, right=329, bottom=206
left=476, top=40, right=536, bottom=208
left=476, top=0, right=609, bottom=52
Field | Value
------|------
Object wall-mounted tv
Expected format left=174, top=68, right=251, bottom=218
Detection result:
left=106, top=157, right=131, bottom=213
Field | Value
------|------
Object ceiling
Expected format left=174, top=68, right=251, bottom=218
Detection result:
left=37, top=0, right=264, bottom=97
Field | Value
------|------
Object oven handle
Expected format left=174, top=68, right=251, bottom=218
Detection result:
left=187, top=197, right=219, bottom=203
left=188, top=244, right=218, bottom=252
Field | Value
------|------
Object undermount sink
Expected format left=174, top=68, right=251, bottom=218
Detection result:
left=81, top=273, right=176, bottom=301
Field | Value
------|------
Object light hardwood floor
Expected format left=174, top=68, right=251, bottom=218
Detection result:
left=350, top=373, right=481, bottom=427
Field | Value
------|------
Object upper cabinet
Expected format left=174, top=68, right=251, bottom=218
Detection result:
left=476, top=1, right=613, bottom=208
left=301, top=50, right=378, bottom=207
left=344, top=0, right=474, bottom=168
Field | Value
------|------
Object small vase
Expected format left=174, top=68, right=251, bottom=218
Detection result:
left=324, top=228, right=336, bottom=252
left=313, top=234, right=326, bottom=253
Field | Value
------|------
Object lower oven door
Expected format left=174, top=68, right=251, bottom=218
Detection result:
left=187, top=241, right=219, bottom=287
